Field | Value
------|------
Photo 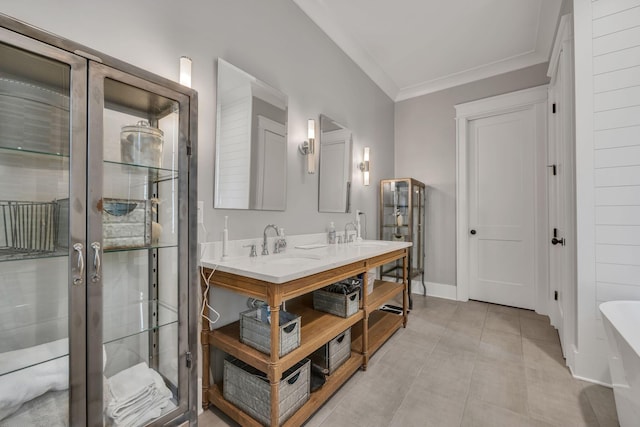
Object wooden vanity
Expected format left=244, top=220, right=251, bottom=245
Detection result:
left=200, top=242, right=410, bottom=426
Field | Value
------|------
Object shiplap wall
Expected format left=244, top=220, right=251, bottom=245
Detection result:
left=592, top=0, right=640, bottom=331
left=215, top=86, right=251, bottom=209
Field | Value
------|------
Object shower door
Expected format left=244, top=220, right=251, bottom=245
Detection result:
left=0, top=27, right=88, bottom=425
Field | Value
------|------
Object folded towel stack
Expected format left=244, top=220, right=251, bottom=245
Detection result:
left=106, top=362, right=172, bottom=427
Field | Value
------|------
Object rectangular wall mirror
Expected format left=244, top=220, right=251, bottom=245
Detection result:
left=318, top=114, right=352, bottom=213
left=214, top=58, right=288, bottom=210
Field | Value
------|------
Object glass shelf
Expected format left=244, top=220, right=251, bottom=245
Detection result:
left=0, top=145, right=69, bottom=159
left=0, top=345, right=68, bottom=377
left=0, top=146, right=70, bottom=171
left=103, top=160, right=178, bottom=182
left=103, top=243, right=178, bottom=254
left=0, top=349, right=69, bottom=378
left=0, top=247, right=68, bottom=263
left=103, top=300, right=178, bottom=345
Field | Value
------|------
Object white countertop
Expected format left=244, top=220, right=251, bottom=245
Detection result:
left=200, top=240, right=412, bottom=284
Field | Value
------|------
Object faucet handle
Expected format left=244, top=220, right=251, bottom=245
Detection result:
left=274, top=237, right=287, bottom=254
left=243, top=244, right=258, bottom=257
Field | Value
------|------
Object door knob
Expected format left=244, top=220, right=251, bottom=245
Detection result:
left=470, top=229, right=477, bottom=235
left=551, top=237, right=565, bottom=246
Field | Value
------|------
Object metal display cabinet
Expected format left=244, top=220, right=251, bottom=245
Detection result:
left=0, top=14, right=197, bottom=426
left=379, top=178, right=426, bottom=306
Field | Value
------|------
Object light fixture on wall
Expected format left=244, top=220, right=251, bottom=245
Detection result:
left=359, top=147, right=370, bottom=186
left=298, top=118, right=316, bottom=174
left=179, top=56, right=192, bottom=87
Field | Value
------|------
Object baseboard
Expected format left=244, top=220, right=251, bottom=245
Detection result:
left=411, top=281, right=457, bottom=300
left=571, top=373, right=612, bottom=388
left=198, top=378, right=203, bottom=415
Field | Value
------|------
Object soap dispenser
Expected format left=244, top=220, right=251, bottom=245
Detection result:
left=328, top=221, right=336, bottom=244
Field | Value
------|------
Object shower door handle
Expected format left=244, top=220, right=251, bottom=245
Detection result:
left=91, top=242, right=102, bottom=282
left=73, top=243, right=84, bottom=286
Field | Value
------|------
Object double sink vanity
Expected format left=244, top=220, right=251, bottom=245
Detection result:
left=200, top=236, right=411, bottom=426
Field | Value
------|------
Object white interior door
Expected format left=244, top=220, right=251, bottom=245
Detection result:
left=255, top=115, right=286, bottom=210
left=548, top=81, right=563, bottom=330
left=468, top=108, right=536, bottom=308
left=547, top=19, right=575, bottom=355
left=319, top=128, right=351, bottom=212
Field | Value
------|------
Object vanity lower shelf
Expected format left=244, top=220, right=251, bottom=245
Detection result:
left=201, top=246, right=410, bottom=426
left=208, top=352, right=362, bottom=427
left=352, top=309, right=405, bottom=357
left=210, top=300, right=364, bottom=375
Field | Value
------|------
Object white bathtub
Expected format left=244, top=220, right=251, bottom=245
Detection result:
left=600, top=301, right=640, bottom=427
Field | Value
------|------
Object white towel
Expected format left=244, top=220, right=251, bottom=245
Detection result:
left=0, top=355, right=68, bottom=421
left=0, top=339, right=108, bottom=422
left=107, top=362, right=155, bottom=406
left=107, top=363, right=172, bottom=427
left=0, top=339, right=69, bottom=422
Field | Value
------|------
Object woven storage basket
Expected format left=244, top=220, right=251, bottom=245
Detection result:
left=313, top=288, right=359, bottom=318
left=240, top=308, right=300, bottom=356
left=310, top=328, right=351, bottom=375
left=223, top=358, right=310, bottom=426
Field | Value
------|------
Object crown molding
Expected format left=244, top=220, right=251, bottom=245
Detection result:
left=396, top=50, right=548, bottom=102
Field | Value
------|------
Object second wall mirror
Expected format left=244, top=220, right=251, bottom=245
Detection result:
left=214, top=58, right=288, bottom=210
left=318, top=114, right=352, bottom=213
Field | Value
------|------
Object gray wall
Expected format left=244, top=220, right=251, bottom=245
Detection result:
left=0, top=0, right=393, bottom=239
left=394, top=63, right=550, bottom=288
left=1, top=0, right=394, bottom=313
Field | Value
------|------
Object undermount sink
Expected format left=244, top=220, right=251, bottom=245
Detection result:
left=263, top=254, right=322, bottom=265
left=353, top=241, right=389, bottom=248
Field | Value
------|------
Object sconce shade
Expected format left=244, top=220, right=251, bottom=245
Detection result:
left=360, top=147, right=370, bottom=186
left=299, top=118, right=316, bottom=174
left=180, top=56, right=192, bottom=87
left=308, top=118, right=315, bottom=140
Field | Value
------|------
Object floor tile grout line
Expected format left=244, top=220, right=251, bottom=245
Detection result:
left=386, top=301, right=456, bottom=426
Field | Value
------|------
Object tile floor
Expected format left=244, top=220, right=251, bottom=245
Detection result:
left=198, top=296, right=619, bottom=427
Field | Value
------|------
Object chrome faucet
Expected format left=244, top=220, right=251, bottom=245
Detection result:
left=262, top=224, right=280, bottom=255
left=344, top=222, right=358, bottom=243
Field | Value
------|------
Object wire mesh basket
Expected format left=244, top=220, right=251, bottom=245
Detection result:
left=0, top=200, right=62, bottom=256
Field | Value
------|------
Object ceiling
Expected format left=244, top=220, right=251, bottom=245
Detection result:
left=293, top=0, right=563, bottom=101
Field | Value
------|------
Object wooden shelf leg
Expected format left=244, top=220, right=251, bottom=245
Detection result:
left=269, top=294, right=281, bottom=426
left=403, top=250, right=409, bottom=327
left=201, top=279, right=211, bottom=409
left=362, top=312, right=370, bottom=370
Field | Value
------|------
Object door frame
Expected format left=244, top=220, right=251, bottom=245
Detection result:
left=455, top=85, right=549, bottom=313
left=547, top=13, right=576, bottom=364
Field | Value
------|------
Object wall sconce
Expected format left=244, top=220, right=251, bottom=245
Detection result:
left=179, top=56, right=192, bottom=88
left=359, top=147, right=370, bottom=186
left=298, top=118, right=316, bottom=174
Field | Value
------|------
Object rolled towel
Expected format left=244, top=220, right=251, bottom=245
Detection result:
left=0, top=355, right=68, bottom=421
left=0, top=339, right=69, bottom=422
left=0, top=339, right=108, bottom=422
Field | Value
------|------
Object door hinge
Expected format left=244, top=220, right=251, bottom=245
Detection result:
left=186, top=351, right=192, bottom=369
left=186, top=139, right=192, bottom=156
left=552, top=103, right=557, bottom=114
left=554, top=290, right=558, bottom=301
left=547, top=164, right=557, bottom=176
